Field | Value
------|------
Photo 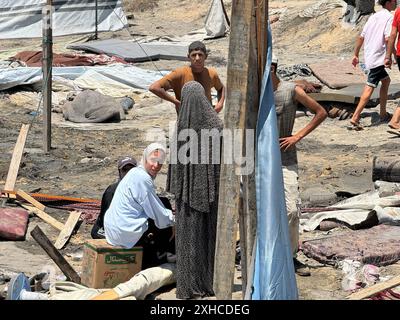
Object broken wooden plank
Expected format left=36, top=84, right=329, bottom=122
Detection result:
left=31, top=226, right=81, bottom=284
left=20, top=204, right=64, bottom=231
left=54, top=211, right=81, bottom=250
left=16, top=189, right=46, bottom=211
left=4, top=124, right=30, bottom=192
left=347, top=275, right=400, bottom=300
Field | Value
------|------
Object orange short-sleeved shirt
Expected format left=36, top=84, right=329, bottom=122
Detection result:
left=157, top=66, right=223, bottom=103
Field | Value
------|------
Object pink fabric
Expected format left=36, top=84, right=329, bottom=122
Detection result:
left=0, top=208, right=29, bottom=240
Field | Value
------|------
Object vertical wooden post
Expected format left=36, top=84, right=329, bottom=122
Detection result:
left=214, top=0, right=259, bottom=300
left=239, top=0, right=268, bottom=297
left=95, top=0, right=98, bottom=40
left=42, top=0, right=52, bottom=153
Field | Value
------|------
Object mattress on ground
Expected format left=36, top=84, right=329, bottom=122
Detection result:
left=68, top=39, right=188, bottom=62
left=308, top=83, right=400, bottom=106
left=309, top=59, right=366, bottom=89
left=301, top=224, right=400, bottom=266
left=0, top=207, right=29, bottom=240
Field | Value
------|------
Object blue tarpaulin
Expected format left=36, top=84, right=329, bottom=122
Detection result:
left=251, top=23, right=298, bottom=300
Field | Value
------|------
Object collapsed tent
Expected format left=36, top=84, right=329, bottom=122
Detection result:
left=204, top=0, right=230, bottom=39
left=0, top=64, right=166, bottom=92
left=0, top=0, right=127, bottom=39
left=68, top=39, right=189, bottom=62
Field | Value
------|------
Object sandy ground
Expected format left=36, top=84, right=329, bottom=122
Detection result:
left=1, top=0, right=400, bottom=300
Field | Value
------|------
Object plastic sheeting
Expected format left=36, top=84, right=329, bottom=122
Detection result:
left=0, top=0, right=127, bottom=39
left=204, top=0, right=230, bottom=39
left=0, top=64, right=166, bottom=92
left=251, top=24, right=298, bottom=300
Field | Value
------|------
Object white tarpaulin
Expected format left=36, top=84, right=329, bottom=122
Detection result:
left=204, top=0, right=230, bottom=39
left=0, top=64, right=166, bottom=92
left=0, top=0, right=127, bottom=39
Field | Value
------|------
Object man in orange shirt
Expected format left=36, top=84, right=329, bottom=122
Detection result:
left=149, top=41, right=225, bottom=113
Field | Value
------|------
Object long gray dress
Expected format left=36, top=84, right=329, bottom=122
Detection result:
left=167, top=81, right=223, bottom=299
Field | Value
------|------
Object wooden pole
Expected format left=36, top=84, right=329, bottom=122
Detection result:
left=31, top=226, right=81, bottom=283
left=42, top=0, right=52, bottom=153
left=239, top=0, right=268, bottom=297
left=213, top=0, right=259, bottom=300
left=95, top=0, right=98, bottom=39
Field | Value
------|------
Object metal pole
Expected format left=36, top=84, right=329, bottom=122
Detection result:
left=42, top=0, right=52, bottom=153
left=95, top=0, right=98, bottom=39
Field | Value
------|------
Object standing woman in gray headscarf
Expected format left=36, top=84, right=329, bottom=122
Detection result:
left=168, top=81, right=223, bottom=299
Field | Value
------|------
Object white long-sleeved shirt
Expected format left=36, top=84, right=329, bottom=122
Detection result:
left=104, top=166, right=175, bottom=248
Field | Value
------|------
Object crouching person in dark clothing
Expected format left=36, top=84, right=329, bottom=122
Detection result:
left=91, top=156, right=138, bottom=239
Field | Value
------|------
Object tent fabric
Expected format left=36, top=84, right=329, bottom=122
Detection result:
left=68, top=39, right=189, bottom=62
left=251, top=24, right=298, bottom=300
left=10, top=51, right=126, bottom=67
left=204, top=0, right=230, bottom=39
left=0, top=0, right=127, bottom=39
left=0, top=64, right=166, bottom=91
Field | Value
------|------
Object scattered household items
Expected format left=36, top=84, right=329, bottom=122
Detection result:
left=277, top=64, right=312, bottom=80
left=62, top=90, right=125, bottom=123
left=347, top=274, right=400, bottom=300
left=301, top=189, right=400, bottom=231
left=0, top=0, right=127, bottom=39
left=299, top=0, right=345, bottom=19
left=308, top=59, right=366, bottom=89
left=340, top=259, right=380, bottom=291
left=0, top=207, right=29, bottom=241
left=81, top=239, right=143, bottom=289
left=327, top=105, right=354, bottom=120
left=6, top=263, right=176, bottom=300
left=373, top=156, right=400, bottom=183
left=68, top=39, right=189, bottom=63
left=9, top=51, right=126, bottom=67
left=301, top=224, right=400, bottom=266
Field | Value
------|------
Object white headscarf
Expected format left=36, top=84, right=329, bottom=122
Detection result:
left=140, top=142, right=167, bottom=168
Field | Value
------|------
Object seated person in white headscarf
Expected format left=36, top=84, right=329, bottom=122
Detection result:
left=104, top=143, right=175, bottom=269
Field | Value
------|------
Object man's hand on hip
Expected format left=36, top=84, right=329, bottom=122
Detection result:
left=279, top=135, right=301, bottom=152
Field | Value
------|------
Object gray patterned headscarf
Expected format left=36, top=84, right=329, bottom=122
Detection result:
left=167, top=81, right=223, bottom=213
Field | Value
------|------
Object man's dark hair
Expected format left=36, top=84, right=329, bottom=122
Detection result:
left=188, top=41, right=207, bottom=55
left=379, top=0, right=392, bottom=6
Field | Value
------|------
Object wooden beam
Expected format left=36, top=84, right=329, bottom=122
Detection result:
left=42, top=0, right=52, bottom=152
left=31, top=226, right=81, bottom=284
left=21, top=204, right=64, bottom=231
left=347, top=275, right=400, bottom=300
left=4, top=124, right=30, bottom=192
left=17, top=189, right=46, bottom=211
left=54, top=211, right=81, bottom=249
left=213, top=0, right=259, bottom=300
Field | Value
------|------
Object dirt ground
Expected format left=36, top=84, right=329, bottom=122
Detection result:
left=1, top=0, right=400, bottom=300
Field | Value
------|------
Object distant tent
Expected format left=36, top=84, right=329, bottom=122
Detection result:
left=204, top=0, right=230, bottom=39
left=0, top=0, right=127, bottom=39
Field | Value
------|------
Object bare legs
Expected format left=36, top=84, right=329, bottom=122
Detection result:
left=350, top=77, right=391, bottom=126
left=389, top=106, right=400, bottom=130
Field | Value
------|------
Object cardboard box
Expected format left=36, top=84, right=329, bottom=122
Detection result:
left=81, top=239, right=143, bottom=289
